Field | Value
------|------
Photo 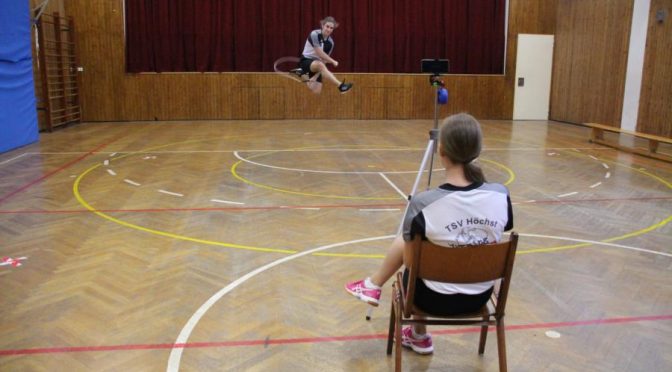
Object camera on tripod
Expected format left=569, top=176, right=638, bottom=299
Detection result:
left=421, top=59, right=449, bottom=87
left=421, top=59, right=450, bottom=105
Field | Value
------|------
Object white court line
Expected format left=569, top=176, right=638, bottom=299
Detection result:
left=602, top=163, right=609, bottom=169
left=210, top=199, right=244, bottom=205
left=234, top=151, right=442, bottom=175
left=158, top=189, right=184, bottom=197
left=0, top=153, right=28, bottom=166
left=378, top=173, right=407, bottom=199
left=589, top=155, right=599, bottom=160
left=166, top=230, right=671, bottom=371
left=296, top=207, right=321, bottom=210
left=110, top=153, right=117, bottom=157
left=234, top=151, right=384, bottom=175
left=124, top=179, right=141, bottom=186
left=166, top=235, right=395, bottom=372
left=107, top=169, right=117, bottom=176
left=557, top=192, right=578, bottom=198
left=590, top=182, right=601, bottom=188
left=605, top=172, right=611, bottom=179
left=516, top=232, right=672, bottom=258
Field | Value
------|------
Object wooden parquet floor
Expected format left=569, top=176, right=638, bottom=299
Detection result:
left=1, top=120, right=671, bottom=371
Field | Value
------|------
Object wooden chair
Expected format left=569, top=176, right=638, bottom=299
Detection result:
left=387, top=232, right=519, bottom=372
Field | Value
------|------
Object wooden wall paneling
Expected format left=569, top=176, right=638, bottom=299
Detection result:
left=319, top=74, right=359, bottom=119
left=550, top=0, right=632, bottom=127
left=361, top=88, right=386, bottom=119
left=259, top=87, right=285, bottom=119
left=597, top=2, right=632, bottom=125
left=638, top=0, right=672, bottom=137
left=385, top=88, right=410, bottom=119
left=62, top=0, right=558, bottom=122
left=550, top=0, right=572, bottom=124
left=558, top=2, right=590, bottom=123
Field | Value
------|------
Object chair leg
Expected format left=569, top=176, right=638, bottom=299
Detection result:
left=496, top=318, right=507, bottom=372
left=387, top=299, right=395, bottom=355
left=394, top=300, right=402, bottom=372
left=478, top=316, right=489, bottom=354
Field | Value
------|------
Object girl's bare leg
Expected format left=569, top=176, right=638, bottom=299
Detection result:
left=369, top=235, right=405, bottom=287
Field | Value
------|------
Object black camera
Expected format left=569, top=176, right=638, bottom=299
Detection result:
left=421, top=59, right=450, bottom=75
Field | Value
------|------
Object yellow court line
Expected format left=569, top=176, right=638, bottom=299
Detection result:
left=73, top=163, right=297, bottom=255
left=72, top=138, right=669, bottom=258
left=518, top=152, right=671, bottom=254
left=230, top=149, right=516, bottom=200
left=480, top=158, right=516, bottom=186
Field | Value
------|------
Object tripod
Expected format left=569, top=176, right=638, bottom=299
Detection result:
left=397, top=74, right=447, bottom=232
left=365, top=75, right=448, bottom=321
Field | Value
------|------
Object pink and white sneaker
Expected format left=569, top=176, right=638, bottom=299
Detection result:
left=401, top=326, right=434, bottom=354
left=344, top=279, right=381, bottom=306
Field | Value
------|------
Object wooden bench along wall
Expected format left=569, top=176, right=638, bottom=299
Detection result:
left=584, top=122, right=672, bottom=162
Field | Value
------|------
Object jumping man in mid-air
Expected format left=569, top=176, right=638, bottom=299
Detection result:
left=292, top=16, right=353, bottom=94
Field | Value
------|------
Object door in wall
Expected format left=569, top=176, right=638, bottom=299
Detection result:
left=513, top=34, right=554, bottom=120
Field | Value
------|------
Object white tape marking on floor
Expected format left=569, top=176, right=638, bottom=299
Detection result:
left=589, top=182, right=601, bottom=188
left=557, top=192, right=578, bottom=198
left=124, top=179, right=141, bottom=186
left=210, top=199, right=244, bottom=205
left=159, top=189, right=184, bottom=197
left=0, top=153, right=27, bottom=166
left=107, top=169, right=117, bottom=176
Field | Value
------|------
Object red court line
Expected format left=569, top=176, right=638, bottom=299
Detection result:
left=0, top=138, right=122, bottom=206
left=0, top=196, right=670, bottom=215
left=0, top=314, right=670, bottom=357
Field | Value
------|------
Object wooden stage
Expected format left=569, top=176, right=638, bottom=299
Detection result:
left=1, top=119, right=670, bottom=371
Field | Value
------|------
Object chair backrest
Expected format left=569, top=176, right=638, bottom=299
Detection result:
left=405, top=232, right=518, bottom=317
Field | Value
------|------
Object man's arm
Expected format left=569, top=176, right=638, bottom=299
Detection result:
left=315, top=46, right=338, bottom=66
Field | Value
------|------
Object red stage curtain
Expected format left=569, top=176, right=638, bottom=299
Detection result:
left=125, top=0, right=505, bottom=74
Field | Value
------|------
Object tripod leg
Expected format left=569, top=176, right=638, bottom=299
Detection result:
left=396, top=138, right=436, bottom=235
left=366, top=307, right=374, bottom=321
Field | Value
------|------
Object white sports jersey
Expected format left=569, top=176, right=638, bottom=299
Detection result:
left=402, top=182, right=514, bottom=295
left=301, top=29, right=334, bottom=61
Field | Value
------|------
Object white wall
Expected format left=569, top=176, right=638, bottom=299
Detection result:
left=621, top=0, right=651, bottom=131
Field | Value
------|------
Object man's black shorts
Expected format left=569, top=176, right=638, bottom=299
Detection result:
left=299, top=58, right=323, bottom=83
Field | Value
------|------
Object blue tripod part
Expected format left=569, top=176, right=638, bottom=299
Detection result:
left=437, top=88, right=449, bottom=104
